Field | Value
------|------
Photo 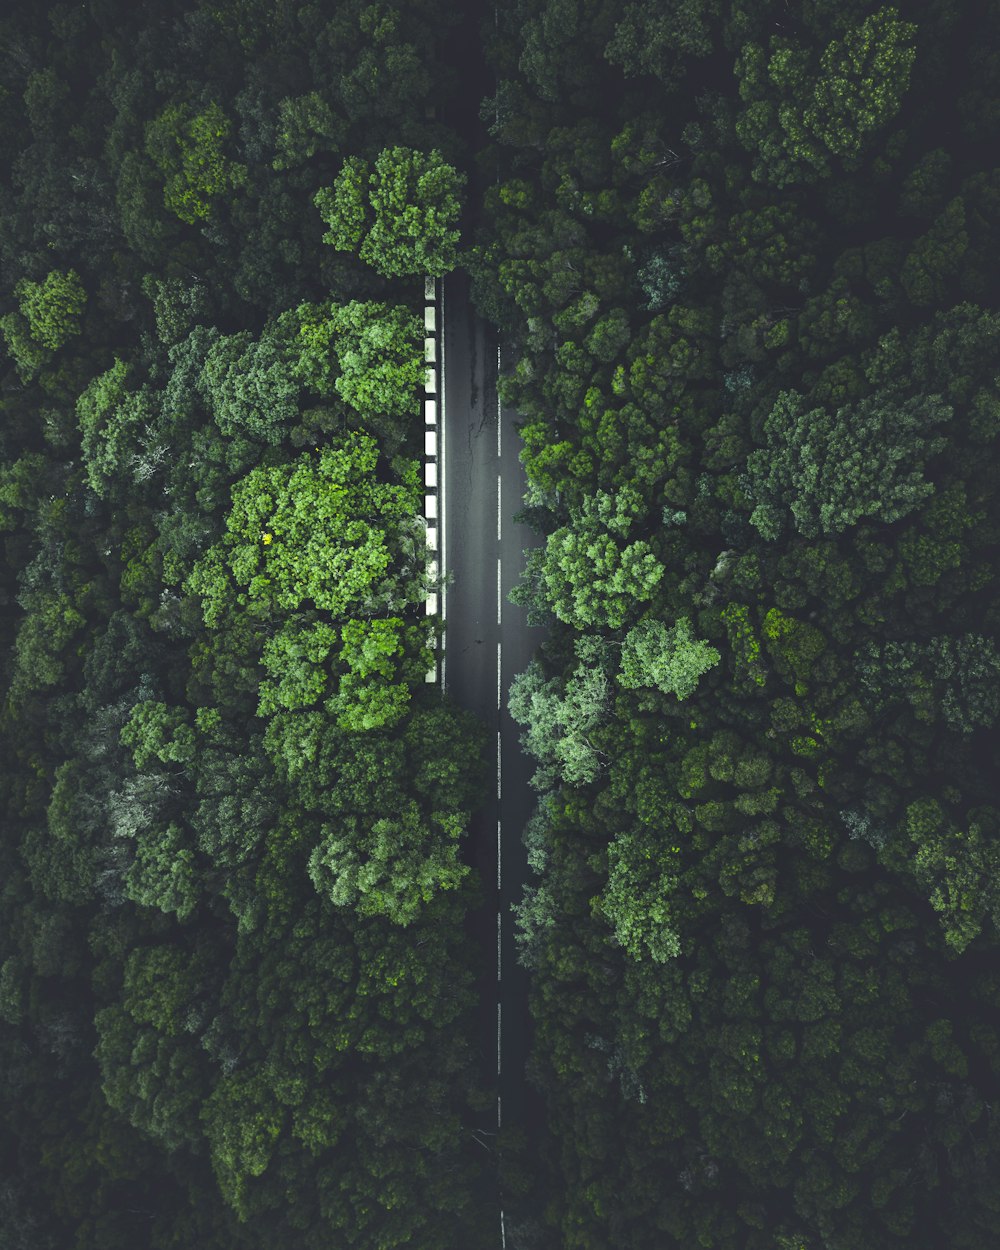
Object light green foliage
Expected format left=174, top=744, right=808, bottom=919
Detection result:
left=257, top=619, right=339, bottom=716
left=904, top=799, right=1000, bottom=953
left=508, top=637, right=611, bottom=789
left=314, top=155, right=368, bottom=252
left=3, top=268, right=87, bottom=379
left=121, top=701, right=197, bottom=770
left=307, top=802, right=469, bottom=926
left=145, top=100, right=247, bottom=223
left=523, top=486, right=664, bottom=630
left=14, top=268, right=87, bottom=350
left=125, top=822, right=199, bottom=920
left=272, top=92, right=344, bottom=171
left=327, top=300, right=423, bottom=417
left=77, top=360, right=164, bottom=496
left=596, top=829, right=682, bottom=963
left=328, top=617, right=431, bottom=733
left=746, top=389, right=950, bottom=540
left=735, top=7, right=917, bottom=186
left=363, top=145, right=464, bottom=277
left=618, top=616, right=720, bottom=699
left=284, top=302, right=340, bottom=396
left=315, top=146, right=465, bottom=277
left=199, top=326, right=298, bottom=443
left=189, top=433, right=422, bottom=624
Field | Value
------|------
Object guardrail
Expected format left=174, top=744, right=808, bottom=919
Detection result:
left=424, top=274, right=440, bottom=683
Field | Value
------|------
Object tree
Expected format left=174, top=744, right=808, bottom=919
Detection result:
left=307, top=801, right=470, bottom=926
left=145, top=100, right=247, bottom=223
left=198, top=325, right=299, bottom=444
left=13, top=268, right=87, bottom=350
left=327, top=617, right=431, bottom=734
left=901, top=798, right=1000, bottom=953
left=856, top=634, right=1000, bottom=734
left=315, top=146, right=465, bottom=277
left=76, top=359, right=164, bottom=497
left=272, top=92, right=345, bottom=171
left=517, top=486, right=664, bottom=630
left=735, top=7, right=918, bottom=186
left=2, top=269, right=86, bottom=380
left=746, top=389, right=950, bottom=540
left=187, top=433, right=424, bottom=624
left=508, top=637, right=612, bottom=789
left=326, top=301, right=424, bottom=418
left=596, top=828, right=682, bottom=963
left=604, top=0, right=720, bottom=86
left=619, top=616, right=720, bottom=698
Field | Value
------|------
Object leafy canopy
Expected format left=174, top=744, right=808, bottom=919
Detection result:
left=315, top=146, right=465, bottom=277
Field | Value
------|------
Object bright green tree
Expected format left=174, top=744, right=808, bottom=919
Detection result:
left=315, top=146, right=465, bottom=277
left=187, top=433, right=423, bottom=625
left=327, top=300, right=424, bottom=418
left=517, top=486, right=664, bottom=630
left=619, top=616, right=720, bottom=698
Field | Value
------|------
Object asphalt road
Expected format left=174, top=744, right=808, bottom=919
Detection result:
left=439, top=268, right=545, bottom=1219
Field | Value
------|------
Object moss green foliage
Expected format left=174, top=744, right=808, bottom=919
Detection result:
left=746, top=388, right=950, bottom=539
left=483, top=0, right=1000, bottom=1244
left=2, top=269, right=87, bottom=380
left=735, top=6, right=918, bottom=186
left=145, top=100, right=248, bottom=223
left=315, top=145, right=465, bottom=277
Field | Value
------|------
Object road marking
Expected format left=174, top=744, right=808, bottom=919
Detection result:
left=497, top=1092, right=501, bottom=1129
left=497, top=1001, right=501, bottom=1075
left=497, top=816, right=501, bottom=891
left=497, top=909, right=501, bottom=981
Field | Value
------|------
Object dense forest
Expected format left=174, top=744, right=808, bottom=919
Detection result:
left=4, top=0, right=1000, bottom=1248
left=475, top=0, right=1000, bottom=1247
left=0, top=2, right=493, bottom=1247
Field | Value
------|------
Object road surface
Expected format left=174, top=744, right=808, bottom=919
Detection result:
left=439, top=267, right=545, bottom=1226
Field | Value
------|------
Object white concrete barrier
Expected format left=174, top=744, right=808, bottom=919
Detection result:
left=424, top=275, right=440, bottom=679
